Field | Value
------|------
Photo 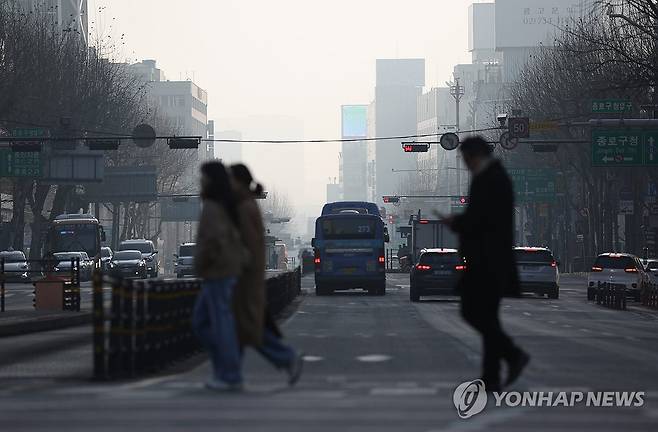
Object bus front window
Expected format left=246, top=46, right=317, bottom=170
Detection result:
left=52, top=224, right=99, bottom=257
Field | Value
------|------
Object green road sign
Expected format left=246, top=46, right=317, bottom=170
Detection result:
left=592, top=129, right=658, bottom=166
left=11, top=127, right=49, bottom=138
left=509, top=168, right=556, bottom=203
left=591, top=99, right=632, bottom=114
left=0, top=149, right=41, bottom=177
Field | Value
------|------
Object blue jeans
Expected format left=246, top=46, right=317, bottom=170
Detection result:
left=192, top=278, right=242, bottom=384
left=257, top=327, right=295, bottom=369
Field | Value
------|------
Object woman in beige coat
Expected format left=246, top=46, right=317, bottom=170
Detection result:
left=231, top=164, right=303, bottom=387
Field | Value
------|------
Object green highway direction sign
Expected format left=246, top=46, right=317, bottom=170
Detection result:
left=0, top=149, right=42, bottom=177
left=11, top=127, right=49, bottom=138
left=591, top=99, right=632, bottom=114
left=509, top=168, right=556, bottom=203
left=591, top=129, right=658, bottom=166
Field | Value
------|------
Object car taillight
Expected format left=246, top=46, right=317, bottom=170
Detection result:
left=625, top=267, right=638, bottom=273
left=416, top=264, right=431, bottom=271
left=551, top=260, right=557, bottom=268
left=591, top=266, right=603, bottom=272
left=378, top=256, right=385, bottom=264
left=314, top=257, right=321, bottom=265
left=455, top=264, right=466, bottom=271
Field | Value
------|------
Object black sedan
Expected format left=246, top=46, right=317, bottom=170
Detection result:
left=111, top=250, right=148, bottom=279
left=410, top=248, right=465, bottom=302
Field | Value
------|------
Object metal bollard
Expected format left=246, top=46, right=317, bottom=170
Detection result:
left=1, top=258, right=5, bottom=313
left=108, top=277, right=123, bottom=378
left=122, top=278, right=135, bottom=377
left=134, top=280, right=146, bottom=374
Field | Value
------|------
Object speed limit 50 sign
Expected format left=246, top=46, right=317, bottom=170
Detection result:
left=508, top=117, right=530, bottom=139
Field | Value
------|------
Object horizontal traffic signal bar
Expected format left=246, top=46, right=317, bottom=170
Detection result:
left=168, top=137, right=201, bottom=149
left=402, top=142, right=430, bottom=153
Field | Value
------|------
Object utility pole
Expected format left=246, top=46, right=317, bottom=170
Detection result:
left=450, top=78, right=465, bottom=197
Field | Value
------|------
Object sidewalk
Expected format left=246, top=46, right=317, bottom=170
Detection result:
left=0, top=309, right=91, bottom=337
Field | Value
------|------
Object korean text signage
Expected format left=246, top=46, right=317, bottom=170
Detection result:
left=509, top=168, right=556, bottom=203
left=591, top=129, right=658, bottom=166
left=591, top=100, right=632, bottom=114
left=0, top=149, right=41, bottom=177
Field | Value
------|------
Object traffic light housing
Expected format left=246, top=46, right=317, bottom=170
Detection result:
left=402, top=143, right=430, bottom=153
left=383, top=196, right=400, bottom=204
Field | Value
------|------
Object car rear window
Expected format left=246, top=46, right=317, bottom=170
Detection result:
left=419, top=253, right=460, bottom=265
left=594, top=256, right=636, bottom=269
left=515, top=250, right=554, bottom=263
left=179, top=245, right=196, bottom=257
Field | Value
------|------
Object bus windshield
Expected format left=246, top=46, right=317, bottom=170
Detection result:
left=320, top=217, right=378, bottom=240
left=51, top=223, right=99, bottom=258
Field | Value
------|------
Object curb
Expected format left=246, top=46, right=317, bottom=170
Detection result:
left=0, top=312, right=92, bottom=338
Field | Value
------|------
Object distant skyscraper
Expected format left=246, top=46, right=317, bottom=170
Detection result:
left=339, top=105, right=368, bottom=201
left=372, top=59, right=425, bottom=203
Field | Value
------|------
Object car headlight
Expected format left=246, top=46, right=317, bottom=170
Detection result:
left=138, top=263, right=146, bottom=267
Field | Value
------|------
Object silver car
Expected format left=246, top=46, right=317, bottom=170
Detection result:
left=515, top=247, right=560, bottom=299
left=0, top=250, right=29, bottom=282
left=53, top=252, right=93, bottom=281
left=174, top=243, right=196, bottom=278
left=587, top=253, right=648, bottom=302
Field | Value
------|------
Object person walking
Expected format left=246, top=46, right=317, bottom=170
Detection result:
left=230, top=163, right=304, bottom=386
left=193, top=161, right=248, bottom=392
left=439, top=136, right=529, bottom=392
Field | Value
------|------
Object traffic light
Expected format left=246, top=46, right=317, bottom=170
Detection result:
left=86, top=139, right=120, bottom=150
left=402, top=143, right=430, bottom=153
left=383, top=196, right=400, bottom=204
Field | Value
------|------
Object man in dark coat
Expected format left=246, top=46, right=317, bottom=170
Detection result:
left=440, top=136, right=529, bottom=392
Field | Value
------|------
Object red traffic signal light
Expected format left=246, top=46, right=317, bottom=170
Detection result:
left=402, top=143, right=430, bottom=153
left=383, top=196, right=400, bottom=204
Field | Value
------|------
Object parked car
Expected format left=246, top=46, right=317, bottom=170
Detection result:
left=174, top=243, right=196, bottom=278
left=587, top=253, right=649, bottom=302
left=0, top=250, right=29, bottom=282
left=100, top=247, right=114, bottom=272
left=118, top=239, right=159, bottom=278
left=53, top=251, right=93, bottom=281
left=644, top=259, right=658, bottom=284
left=111, top=250, right=147, bottom=279
left=410, top=248, right=465, bottom=302
left=515, top=247, right=560, bottom=299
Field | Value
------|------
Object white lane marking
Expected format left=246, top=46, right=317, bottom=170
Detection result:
left=625, top=336, right=640, bottom=342
left=580, top=328, right=591, bottom=333
left=397, top=284, right=410, bottom=288
left=601, top=332, right=615, bottom=337
left=386, top=332, right=398, bottom=337
left=562, top=324, right=572, bottom=328
left=302, top=355, right=324, bottom=362
left=522, top=312, right=532, bottom=317
left=356, top=354, right=392, bottom=363
left=548, top=320, right=557, bottom=324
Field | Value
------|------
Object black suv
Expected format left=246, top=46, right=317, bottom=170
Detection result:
left=410, top=249, right=465, bottom=302
left=119, top=239, right=159, bottom=278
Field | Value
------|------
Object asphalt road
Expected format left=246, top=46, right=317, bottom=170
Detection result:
left=0, top=274, right=657, bottom=431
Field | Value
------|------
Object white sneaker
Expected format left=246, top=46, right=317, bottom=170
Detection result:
left=287, top=351, right=304, bottom=387
left=204, top=379, right=243, bottom=392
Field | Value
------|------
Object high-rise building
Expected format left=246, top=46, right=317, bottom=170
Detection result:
left=339, top=105, right=368, bottom=201
left=18, top=0, right=89, bottom=44
left=129, top=60, right=208, bottom=157
left=371, top=59, right=425, bottom=203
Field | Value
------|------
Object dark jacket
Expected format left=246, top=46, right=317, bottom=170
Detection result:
left=233, top=191, right=266, bottom=347
left=195, top=200, right=247, bottom=279
left=450, top=159, right=520, bottom=298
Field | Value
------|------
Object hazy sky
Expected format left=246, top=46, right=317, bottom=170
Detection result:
left=89, top=0, right=478, bottom=220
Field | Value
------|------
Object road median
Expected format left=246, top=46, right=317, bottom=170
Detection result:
left=0, top=309, right=91, bottom=337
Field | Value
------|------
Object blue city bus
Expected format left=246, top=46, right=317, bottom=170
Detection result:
left=312, top=213, right=388, bottom=296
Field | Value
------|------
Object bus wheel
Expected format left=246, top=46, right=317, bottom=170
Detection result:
left=377, top=282, right=386, bottom=296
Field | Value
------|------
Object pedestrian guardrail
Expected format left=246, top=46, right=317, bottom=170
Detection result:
left=641, top=282, right=658, bottom=309
left=93, top=267, right=302, bottom=380
left=0, top=258, right=81, bottom=312
left=594, top=281, right=627, bottom=310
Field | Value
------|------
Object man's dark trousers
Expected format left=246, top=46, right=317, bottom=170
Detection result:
left=461, top=291, right=520, bottom=386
